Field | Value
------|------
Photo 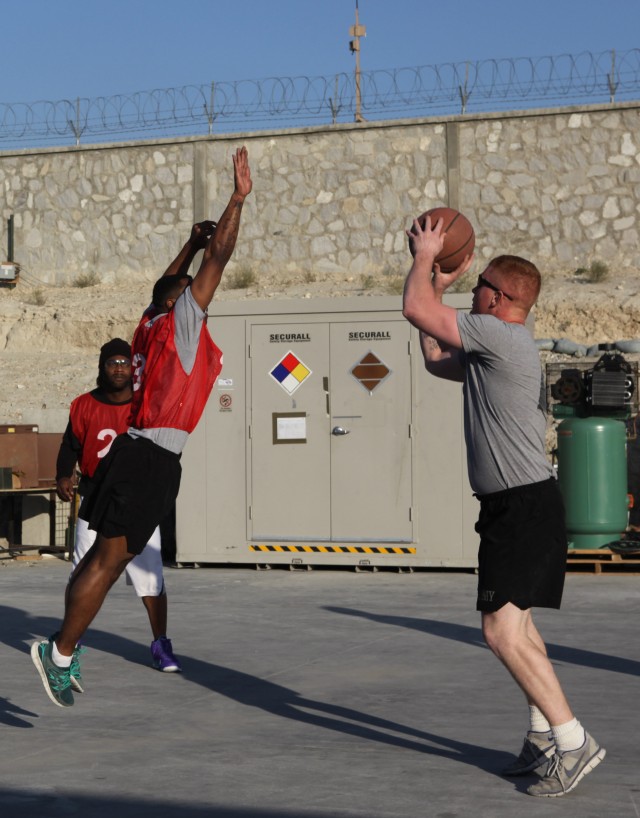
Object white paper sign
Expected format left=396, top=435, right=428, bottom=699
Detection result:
left=276, top=416, right=307, bottom=440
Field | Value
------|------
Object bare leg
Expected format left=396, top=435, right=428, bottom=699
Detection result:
left=482, top=603, right=573, bottom=726
left=521, top=615, right=550, bottom=708
left=57, top=534, right=134, bottom=656
left=142, top=593, right=168, bottom=640
left=64, top=541, right=98, bottom=612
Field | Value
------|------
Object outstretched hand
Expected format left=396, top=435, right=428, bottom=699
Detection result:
left=233, top=146, right=252, bottom=199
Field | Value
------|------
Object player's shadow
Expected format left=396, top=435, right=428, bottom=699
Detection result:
left=3, top=603, right=508, bottom=775
left=0, top=695, right=38, bottom=728
left=323, top=606, right=640, bottom=677
left=180, top=654, right=507, bottom=774
left=0, top=790, right=386, bottom=818
left=0, top=603, right=155, bottom=669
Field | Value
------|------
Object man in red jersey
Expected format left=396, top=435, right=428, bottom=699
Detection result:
left=32, top=147, right=252, bottom=707
left=55, top=338, right=181, bottom=688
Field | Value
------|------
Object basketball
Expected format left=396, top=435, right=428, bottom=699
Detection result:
left=413, top=207, right=475, bottom=272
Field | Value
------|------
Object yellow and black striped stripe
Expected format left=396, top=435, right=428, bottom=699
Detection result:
left=250, top=544, right=416, bottom=555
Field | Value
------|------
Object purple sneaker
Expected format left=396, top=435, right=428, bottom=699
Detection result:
left=150, top=636, right=182, bottom=673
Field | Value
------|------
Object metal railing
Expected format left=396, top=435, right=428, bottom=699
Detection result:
left=0, top=49, right=638, bottom=149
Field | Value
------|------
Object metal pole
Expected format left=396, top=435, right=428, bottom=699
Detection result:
left=458, top=62, right=470, bottom=114
left=349, top=0, right=367, bottom=122
left=208, top=82, right=215, bottom=135
left=329, top=75, right=341, bottom=124
left=7, top=215, right=14, bottom=262
left=67, top=97, right=84, bottom=146
left=608, top=49, right=618, bottom=103
left=75, top=97, right=81, bottom=146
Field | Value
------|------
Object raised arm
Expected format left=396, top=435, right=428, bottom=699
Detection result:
left=161, top=220, right=217, bottom=279
left=190, top=147, right=253, bottom=311
left=403, top=215, right=463, bottom=346
left=403, top=214, right=474, bottom=381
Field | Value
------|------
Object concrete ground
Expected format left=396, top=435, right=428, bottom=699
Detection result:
left=0, top=557, right=638, bottom=818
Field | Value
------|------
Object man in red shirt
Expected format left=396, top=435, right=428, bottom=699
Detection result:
left=33, top=146, right=252, bottom=707
left=56, top=337, right=181, bottom=686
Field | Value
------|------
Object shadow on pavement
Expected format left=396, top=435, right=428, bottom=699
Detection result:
left=323, top=606, right=640, bottom=677
left=0, top=791, right=381, bottom=818
left=2, top=603, right=508, bottom=775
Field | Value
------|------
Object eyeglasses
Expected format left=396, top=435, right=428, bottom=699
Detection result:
left=474, top=274, right=514, bottom=301
left=105, top=358, right=131, bottom=368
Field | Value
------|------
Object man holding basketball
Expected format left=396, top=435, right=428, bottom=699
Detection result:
left=32, top=146, right=252, bottom=707
left=402, top=213, right=605, bottom=797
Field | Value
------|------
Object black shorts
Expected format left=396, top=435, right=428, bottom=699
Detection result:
left=475, top=478, right=568, bottom=613
left=79, top=434, right=181, bottom=555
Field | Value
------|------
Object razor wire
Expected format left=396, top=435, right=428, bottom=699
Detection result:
left=0, top=49, right=638, bottom=148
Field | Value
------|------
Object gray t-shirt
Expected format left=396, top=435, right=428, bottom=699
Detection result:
left=128, top=286, right=207, bottom=454
left=456, top=312, right=553, bottom=495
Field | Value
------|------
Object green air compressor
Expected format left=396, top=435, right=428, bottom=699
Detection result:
left=547, top=348, right=638, bottom=550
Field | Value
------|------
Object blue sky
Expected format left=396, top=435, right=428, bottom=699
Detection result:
left=2, top=0, right=638, bottom=102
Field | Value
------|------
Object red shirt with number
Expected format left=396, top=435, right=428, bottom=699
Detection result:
left=69, top=391, right=131, bottom=478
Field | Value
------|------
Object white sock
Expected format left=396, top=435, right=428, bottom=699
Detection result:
left=529, top=705, right=551, bottom=734
left=51, top=640, right=72, bottom=668
left=552, top=718, right=586, bottom=753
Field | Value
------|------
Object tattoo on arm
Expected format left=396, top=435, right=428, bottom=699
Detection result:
left=210, top=199, right=244, bottom=264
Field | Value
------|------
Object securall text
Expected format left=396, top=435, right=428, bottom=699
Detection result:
left=270, top=333, right=311, bottom=342
left=348, top=330, right=391, bottom=341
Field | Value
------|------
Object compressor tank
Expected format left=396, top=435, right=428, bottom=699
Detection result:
left=557, top=416, right=628, bottom=549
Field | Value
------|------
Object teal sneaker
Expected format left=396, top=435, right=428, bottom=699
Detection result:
left=31, top=640, right=74, bottom=707
left=69, top=644, right=86, bottom=694
left=49, top=632, right=85, bottom=693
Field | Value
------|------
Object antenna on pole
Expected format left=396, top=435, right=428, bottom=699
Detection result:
left=349, top=0, right=367, bottom=122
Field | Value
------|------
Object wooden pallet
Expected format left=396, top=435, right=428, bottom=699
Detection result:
left=567, top=548, right=640, bottom=574
left=0, top=543, right=66, bottom=562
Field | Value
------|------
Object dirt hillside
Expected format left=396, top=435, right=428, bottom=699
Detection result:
left=0, top=266, right=638, bottom=433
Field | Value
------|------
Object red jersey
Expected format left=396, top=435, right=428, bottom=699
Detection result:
left=69, top=392, right=131, bottom=478
left=130, top=303, right=222, bottom=434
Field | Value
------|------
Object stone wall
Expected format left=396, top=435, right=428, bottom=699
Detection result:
left=1, top=101, right=639, bottom=285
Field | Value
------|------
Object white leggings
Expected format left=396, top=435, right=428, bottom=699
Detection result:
left=72, top=514, right=164, bottom=598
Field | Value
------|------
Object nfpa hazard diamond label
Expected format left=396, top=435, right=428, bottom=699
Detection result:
left=269, top=351, right=312, bottom=395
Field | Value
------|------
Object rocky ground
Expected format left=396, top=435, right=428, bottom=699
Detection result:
left=0, top=264, right=639, bottom=433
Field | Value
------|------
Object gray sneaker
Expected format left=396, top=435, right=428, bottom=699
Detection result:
left=502, top=731, right=555, bottom=776
left=527, top=732, right=606, bottom=797
left=31, top=640, right=74, bottom=708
